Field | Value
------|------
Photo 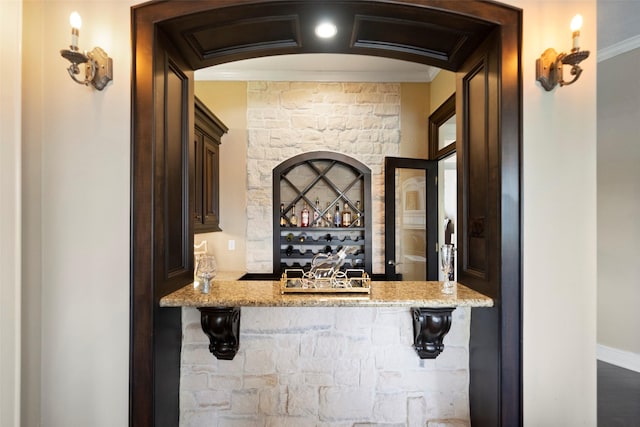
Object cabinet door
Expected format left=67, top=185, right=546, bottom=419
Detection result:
left=193, top=128, right=204, bottom=227
left=152, top=33, right=193, bottom=293
left=194, top=96, right=226, bottom=234
left=202, top=137, right=221, bottom=231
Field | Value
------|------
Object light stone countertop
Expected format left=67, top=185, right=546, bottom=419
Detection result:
left=159, top=276, right=493, bottom=308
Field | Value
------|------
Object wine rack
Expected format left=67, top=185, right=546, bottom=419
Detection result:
left=278, top=228, right=366, bottom=270
left=273, top=151, right=372, bottom=274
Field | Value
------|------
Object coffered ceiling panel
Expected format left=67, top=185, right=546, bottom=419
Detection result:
left=159, top=1, right=496, bottom=71
left=186, top=15, right=302, bottom=59
left=351, top=15, right=470, bottom=63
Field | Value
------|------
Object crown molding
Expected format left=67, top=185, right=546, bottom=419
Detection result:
left=598, top=35, right=640, bottom=62
left=195, top=67, right=440, bottom=82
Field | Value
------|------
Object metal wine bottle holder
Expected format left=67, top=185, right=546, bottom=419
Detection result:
left=281, top=246, right=370, bottom=293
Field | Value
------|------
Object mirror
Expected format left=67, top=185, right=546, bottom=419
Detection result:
left=429, top=93, right=456, bottom=159
left=438, top=114, right=456, bottom=150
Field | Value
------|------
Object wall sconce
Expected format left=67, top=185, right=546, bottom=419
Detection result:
left=536, top=14, right=590, bottom=91
left=60, top=12, right=113, bottom=90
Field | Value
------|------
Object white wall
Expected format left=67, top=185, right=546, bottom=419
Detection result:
left=14, top=0, right=597, bottom=426
left=517, top=1, right=597, bottom=425
left=21, top=1, right=135, bottom=425
left=1, top=2, right=22, bottom=426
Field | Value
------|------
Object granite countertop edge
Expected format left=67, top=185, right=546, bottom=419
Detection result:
left=159, top=274, right=493, bottom=309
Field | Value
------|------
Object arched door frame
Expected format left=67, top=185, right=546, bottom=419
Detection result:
left=131, top=1, right=522, bottom=426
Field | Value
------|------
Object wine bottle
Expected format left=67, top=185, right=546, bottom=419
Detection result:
left=325, top=202, right=332, bottom=227
left=285, top=245, right=294, bottom=256
left=285, top=233, right=294, bottom=242
left=355, top=200, right=362, bottom=227
left=280, top=203, right=287, bottom=227
left=290, top=204, right=298, bottom=227
left=342, top=202, right=352, bottom=227
left=333, top=204, right=341, bottom=227
left=310, top=245, right=359, bottom=278
left=301, top=202, right=310, bottom=227
left=313, top=197, right=321, bottom=227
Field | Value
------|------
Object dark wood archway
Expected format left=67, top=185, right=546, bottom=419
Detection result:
left=131, top=1, right=522, bottom=426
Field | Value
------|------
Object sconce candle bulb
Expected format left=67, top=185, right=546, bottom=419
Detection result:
left=536, top=14, right=590, bottom=91
left=60, top=11, right=112, bottom=90
left=570, top=14, right=583, bottom=32
left=570, top=14, right=583, bottom=51
left=69, top=12, right=82, bottom=50
left=69, top=11, right=82, bottom=29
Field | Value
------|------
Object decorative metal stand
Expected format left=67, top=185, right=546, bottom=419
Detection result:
left=198, top=307, right=241, bottom=360
left=281, top=268, right=370, bottom=294
left=411, top=307, right=455, bottom=359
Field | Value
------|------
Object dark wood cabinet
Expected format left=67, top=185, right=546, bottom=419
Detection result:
left=194, top=97, right=228, bottom=233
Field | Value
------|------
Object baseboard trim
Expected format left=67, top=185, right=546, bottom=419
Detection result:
left=597, top=344, right=640, bottom=373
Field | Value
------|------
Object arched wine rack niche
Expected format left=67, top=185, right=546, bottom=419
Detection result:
left=272, top=151, right=372, bottom=275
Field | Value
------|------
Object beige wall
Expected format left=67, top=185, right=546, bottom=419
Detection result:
left=20, top=4, right=43, bottom=425
left=195, top=82, right=248, bottom=272
left=400, top=83, right=430, bottom=158
left=597, top=48, right=640, bottom=357
left=397, top=72, right=456, bottom=161
left=11, top=0, right=597, bottom=426
left=429, top=70, right=456, bottom=115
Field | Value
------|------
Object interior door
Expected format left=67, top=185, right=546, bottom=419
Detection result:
left=384, top=157, right=438, bottom=280
left=457, top=28, right=522, bottom=427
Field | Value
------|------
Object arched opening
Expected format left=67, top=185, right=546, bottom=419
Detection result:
left=130, top=2, right=522, bottom=426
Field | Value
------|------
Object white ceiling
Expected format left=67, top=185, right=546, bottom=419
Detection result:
left=195, top=53, right=441, bottom=82
left=195, top=3, right=640, bottom=83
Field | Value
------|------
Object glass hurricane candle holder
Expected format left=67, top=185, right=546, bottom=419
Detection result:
left=440, top=244, right=455, bottom=294
left=195, top=255, right=217, bottom=294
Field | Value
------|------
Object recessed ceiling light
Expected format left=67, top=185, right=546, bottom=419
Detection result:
left=315, top=21, right=337, bottom=39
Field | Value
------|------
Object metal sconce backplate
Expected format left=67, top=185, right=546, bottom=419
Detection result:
left=86, top=47, right=113, bottom=90
left=536, top=48, right=560, bottom=91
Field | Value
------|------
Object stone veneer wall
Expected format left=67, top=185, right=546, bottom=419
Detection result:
left=181, top=306, right=471, bottom=426
left=180, top=82, right=471, bottom=426
left=245, top=81, right=401, bottom=274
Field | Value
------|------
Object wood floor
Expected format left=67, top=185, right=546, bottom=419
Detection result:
left=598, top=361, right=640, bottom=426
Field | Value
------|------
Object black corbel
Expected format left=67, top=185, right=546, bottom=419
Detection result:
left=411, top=307, right=455, bottom=359
left=198, top=307, right=241, bottom=360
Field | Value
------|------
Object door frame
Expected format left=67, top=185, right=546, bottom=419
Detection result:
left=384, top=157, right=438, bottom=280
left=131, top=2, right=522, bottom=426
